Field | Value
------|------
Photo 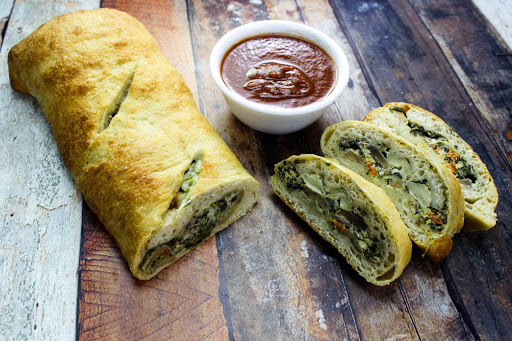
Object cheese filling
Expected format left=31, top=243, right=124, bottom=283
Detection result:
left=139, top=192, right=239, bottom=274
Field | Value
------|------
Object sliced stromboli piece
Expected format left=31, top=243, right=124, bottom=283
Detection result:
left=8, top=9, right=259, bottom=280
left=363, top=102, right=498, bottom=231
left=270, top=154, right=412, bottom=286
left=321, top=121, right=465, bottom=263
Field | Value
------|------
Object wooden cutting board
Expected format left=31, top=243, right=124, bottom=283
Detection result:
left=1, top=0, right=511, bottom=340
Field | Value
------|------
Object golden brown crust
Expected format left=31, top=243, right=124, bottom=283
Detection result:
left=422, top=235, right=453, bottom=264
left=8, top=9, right=259, bottom=279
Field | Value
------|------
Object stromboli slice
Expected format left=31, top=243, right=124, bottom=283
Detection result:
left=321, top=121, right=465, bottom=262
left=270, top=154, right=412, bottom=286
left=363, top=102, right=498, bottom=231
left=7, top=9, right=259, bottom=280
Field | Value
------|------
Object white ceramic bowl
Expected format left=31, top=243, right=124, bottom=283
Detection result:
left=210, top=20, right=349, bottom=134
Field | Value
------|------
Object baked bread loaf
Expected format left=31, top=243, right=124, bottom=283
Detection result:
left=321, top=121, right=465, bottom=262
left=270, top=154, right=412, bottom=285
left=8, top=9, right=259, bottom=280
left=363, top=102, right=498, bottom=231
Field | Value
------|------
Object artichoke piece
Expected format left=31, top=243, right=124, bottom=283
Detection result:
left=367, top=143, right=390, bottom=171
left=301, top=173, right=325, bottom=195
left=387, top=152, right=412, bottom=177
left=406, top=181, right=431, bottom=209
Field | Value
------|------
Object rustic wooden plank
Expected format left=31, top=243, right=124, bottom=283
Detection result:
left=410, top=0, right=512, bottom=169
left=0, top=0, right=14, bottom=47
left=264, top=1, right=478, bottom=340
left=187, top=0, right=419, bottom=339
left=297, top=1, right=476, bottom=340
left=187, top=1, right=353, bottom=339
left=402, top=1, right=512, bottom=339
left=330, top=0, right=512, bottom=339
left=185, top=2, right=305, bottom=339
left=0, top=1, right=99, bottom=340
left=76, top=1, right=229, bottom=340
left=0, top=0, right=14, bottom=21
left=268, top=1, right=424, bottom=339
left=472, top=0, right=512, bottom=49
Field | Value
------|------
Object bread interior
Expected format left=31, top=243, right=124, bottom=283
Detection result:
left=322, top=126, right=452, bottom=248
left=273, top=157, right=399, bottom=283
left=384, top=104, right=497, bottom=222
left=138, top=151, right=243, bottom=275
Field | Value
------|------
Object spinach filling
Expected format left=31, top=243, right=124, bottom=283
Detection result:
left=406, top=121, right=477, bottom=184
left=140, top=192, right=239, bottom=273
left=407, top=121, right=445, bottom=140
left=433, top=143, right=477, bottom=183
left=338, top=138, right=448, bottom=233
left=277, top=159, right=303, bottom=191
left=171, top=158, right=203, bottom=209
left=277, top=163, right=381, bottom=262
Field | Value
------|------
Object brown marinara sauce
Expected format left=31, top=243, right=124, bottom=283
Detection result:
left=221, top=34, right=336, bottom=108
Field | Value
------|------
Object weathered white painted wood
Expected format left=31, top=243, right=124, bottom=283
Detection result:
left=0, top=0, right=14, bottom=19
left=0, top=1, right=15, bottom=46
left=0, top=1, right=99, bottom=340
left=472, top=0, right=512, bottom=50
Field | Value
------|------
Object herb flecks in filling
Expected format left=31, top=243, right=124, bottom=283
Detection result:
left=276, top=162, right=382, bottom=262
left=140, top=192, right=239, bottom=274
left=407, top=121, right=445, bottom=140
left=338, top=138, right=448, bottom=233
left=434, top=143, right=477, bottom=184
left=171, top=158, right=203, bottom=209
left=406, top=121, right=477, bottom=185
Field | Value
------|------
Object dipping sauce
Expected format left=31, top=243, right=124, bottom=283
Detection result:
left=221, top=34, right=336, bottom=108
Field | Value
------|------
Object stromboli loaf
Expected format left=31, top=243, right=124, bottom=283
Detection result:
left=270, top=154, right=412, bottom=286
left=363, top=102, right=498, bottom=231
left=8, top=9, right=259, bottom=280
left=321, top=121, right=465, bottom=262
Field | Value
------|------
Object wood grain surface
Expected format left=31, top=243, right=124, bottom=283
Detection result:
left=0, top=2, right=98, bottom=340
left=0, top=0, right=511, bottom=340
